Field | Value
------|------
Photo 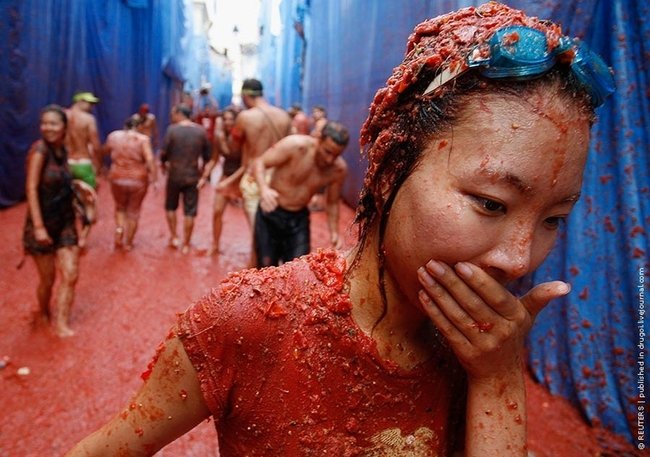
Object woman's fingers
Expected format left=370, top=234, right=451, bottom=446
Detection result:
left=520, top=280, right=570, bottom=319
left=418, top=288, right=471, bottom=348
left=417, top=259, right=572, bottom=382
left=420, top=261, right=501, bottom=324
left=452, top=262, right=523, bottom=320
left=417, top=264, right=498, bottom=345
left=451, top=262, right=569, bottom=322
left=418, top=260, right=571, bottom=347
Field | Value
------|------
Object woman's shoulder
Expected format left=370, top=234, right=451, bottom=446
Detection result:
left=133, top=131, right=150, bottom=142
left=26, top=140, right=52, bottom=164
left=177, top=249, right=350, bottom=336
left=106, top=129, right=126, bottom=142
left=29, top=139, right=47, bottom=154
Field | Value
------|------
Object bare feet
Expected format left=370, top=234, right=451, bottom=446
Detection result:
left=208, top=245, right=222, bottom=256
left=54, top=323, right=75, bottom=338
left=31, top=310, right=50, bottom=329
left=77, top=237, right=88, bottom=255
left=168, top=237, right=180, bottom=249
left=114, top=227, right=124, bottom=250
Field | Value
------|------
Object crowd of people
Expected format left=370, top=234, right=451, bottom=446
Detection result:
left=22, top=78, right=348, bottom=336
left=20, top=2, right=617, bottom=454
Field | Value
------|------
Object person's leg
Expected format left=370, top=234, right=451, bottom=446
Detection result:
left=31, top=254, right=56, bottom=323
left=78, top=223, right=91, bottom=250
left=165, top=180, right=181, bottom=248
left=166, top=211, right=179, bottom=248
left=114, top=211, right=126, bottom=249
left=111, top=181, right=128, bottom=249
left=254, top=208, right=280, bottom=268
left=181, top=184, right=199, bottom=254
left=124, top=217, right=138, bottom=251
left=239, top=174, right=260, bottom=267
left=210, top=191, right=227, bottom=255
left=124, top=183, right=148, bottom=250
left=53, top=246, right=80, bottom=337
left=281, top=208, right=311, bottom=263
left=182, top=216, right=195, bottom=255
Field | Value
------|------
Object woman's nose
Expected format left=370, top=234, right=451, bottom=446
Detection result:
left=481, top=229, right=535, bottom=284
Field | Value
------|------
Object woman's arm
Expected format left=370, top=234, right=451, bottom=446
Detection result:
left=325, top=160, right=348, bottom=248
left=214, top=117, right=231, bottom=157
left=417, top=261, right=569, bottom=456
left=25, top=147, right=52, bottom=245
left=215, top=165, right=245, bottom=193
left=197, top=145, right=220, bottom=190
left=142, top=138, right=157, bottom=184
left=64, top=336, right=211, bottom=456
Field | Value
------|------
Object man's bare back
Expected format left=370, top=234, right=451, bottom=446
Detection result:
left=219, top=90, right=292, bottom=228
left=236, top=104, right=292, bottom=171
left=137, top=114, right=158, bottom=147
left=65, top=106, right=101, bottom=164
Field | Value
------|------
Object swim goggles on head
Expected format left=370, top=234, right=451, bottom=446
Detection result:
left=423, top=25, right=615, bottom=107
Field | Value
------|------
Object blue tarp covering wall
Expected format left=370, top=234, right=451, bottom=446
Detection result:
left=0, top=0, right=232, bottom=207
left=260, top=0, right=649, bottom=445
left=257, top=0, right=307, bottom=108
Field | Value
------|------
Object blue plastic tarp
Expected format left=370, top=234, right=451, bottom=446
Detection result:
left=0, top=0, right=232, bottom=207
left=260, top=0, right=649, bottom=445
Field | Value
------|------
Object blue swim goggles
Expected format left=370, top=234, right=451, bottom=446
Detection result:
left=423, top=25, right=615, bottom=107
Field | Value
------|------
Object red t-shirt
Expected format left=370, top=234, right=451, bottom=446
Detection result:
left=194, top=113, right=217, bottom=142
left=177, top=249, right=465, bottom=456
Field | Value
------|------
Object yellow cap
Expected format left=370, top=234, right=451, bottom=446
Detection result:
left=72, top=92, right=100, bottom=103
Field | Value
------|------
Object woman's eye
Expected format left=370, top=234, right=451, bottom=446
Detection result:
left=472, top=196, right=506, bottom=215
left=544, top=216, right=566, bottom=229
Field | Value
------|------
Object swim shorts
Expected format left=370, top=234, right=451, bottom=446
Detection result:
left=239, top=171, right=272, bottom=226
left=239, top=173, right=260, bottom=226
left=254, top=205, right=310, bottom=268
left=68, top=158, right=97, bottom=188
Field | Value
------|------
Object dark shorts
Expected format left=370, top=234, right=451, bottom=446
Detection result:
left=23, top=215, right=78, bottom=255
left=165, top=179, right=199, bottom=217
left=223, top=157, right=240, bottom=177
left=254, top=205, right=310, bottom=268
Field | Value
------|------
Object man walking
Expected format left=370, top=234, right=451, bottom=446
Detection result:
left=65, top=91, right=102, bottom=249
left=216, top=78, right=292, bottom=266
left=160, top=104, right=211, bottom=254
left=253, top=121, right=349, bottom=267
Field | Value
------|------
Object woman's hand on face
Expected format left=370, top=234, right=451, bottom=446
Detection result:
left=417, top=260, right=570, bottom=381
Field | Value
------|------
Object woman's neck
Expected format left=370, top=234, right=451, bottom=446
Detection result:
left=346, top=229, right=438, bottom=369
left=45, top=139, right=64, bottom=155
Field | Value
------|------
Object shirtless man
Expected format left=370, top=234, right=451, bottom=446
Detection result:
left=134, top=103, right=159, bottom=151
left=65, top=91, right=102, bottom=249
left=218, top=79, right=292, bottom=226
left=287, top=104, right=311, bottom=135
left=253, top=121, right=348, bottom=268
left=310, top=105, right=327, bottom=138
